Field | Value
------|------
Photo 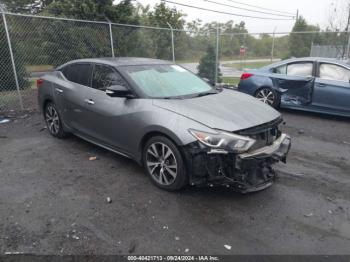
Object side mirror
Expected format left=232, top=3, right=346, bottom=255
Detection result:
left=106, top=85, right=134, bottom=98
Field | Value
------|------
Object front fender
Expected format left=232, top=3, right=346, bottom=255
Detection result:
left=133, top=112, right=213, bottom=164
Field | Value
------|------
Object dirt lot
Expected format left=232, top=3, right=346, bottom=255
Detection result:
left=0, top=109, right=349, bottom=255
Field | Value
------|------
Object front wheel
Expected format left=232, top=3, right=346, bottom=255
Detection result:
left=143, top=136, right=188, bottom=191
left=255, top=87, right=280, bottom=108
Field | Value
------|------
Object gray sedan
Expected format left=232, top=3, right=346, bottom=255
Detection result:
left=38, top=57, right=291, bottom=193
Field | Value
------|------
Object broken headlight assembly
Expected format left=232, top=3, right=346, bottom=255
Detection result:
left=188, top=129, right=256, bottom=153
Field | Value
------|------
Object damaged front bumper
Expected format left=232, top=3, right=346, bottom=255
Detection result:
left=182, top=134, right=291, bottom=193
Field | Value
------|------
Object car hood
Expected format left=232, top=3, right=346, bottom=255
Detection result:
left=152, top=89, right=281, bottom=132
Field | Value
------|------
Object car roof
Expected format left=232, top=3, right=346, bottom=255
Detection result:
left=58, top=57, right=172, bottom=69
left=262, top=57, right=350, bottom=70
left=282, top=57, right=349, bottom=63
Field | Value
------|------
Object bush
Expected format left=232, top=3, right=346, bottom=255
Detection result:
left=0, top=24, right=28, bottom=92
left=197, top=45, right=222, bottom=83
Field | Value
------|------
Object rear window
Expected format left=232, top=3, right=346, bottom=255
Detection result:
left=274, top=62, right=313, bottom=77
left=61, top=63, right=92, bottom=86
left=287, top=63, right=313, bottom=77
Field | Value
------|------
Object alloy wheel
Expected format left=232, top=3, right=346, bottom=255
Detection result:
left=146, top=142, right=178, bottom=186
left=256, top=88, right=275, bottom=106
left=45, top=105, right=60, bottom=135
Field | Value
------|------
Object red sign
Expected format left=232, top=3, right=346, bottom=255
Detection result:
left=240, top=46, right=246, bottom=55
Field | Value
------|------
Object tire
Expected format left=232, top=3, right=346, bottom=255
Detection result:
left=255, top=87, right=280, bottom=108
left=44, top=102, right=68, bottom=138
left=143, top=136, right=188, bottom=191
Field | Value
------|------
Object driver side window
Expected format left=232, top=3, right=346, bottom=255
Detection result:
left=92, top=65, right=126, bottom=91
left=319, top=63, right=350, bottom=82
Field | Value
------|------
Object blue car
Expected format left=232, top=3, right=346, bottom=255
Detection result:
left=237, top=57, right=350, bottom=117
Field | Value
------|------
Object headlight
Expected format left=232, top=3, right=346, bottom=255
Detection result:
left=189, top=129, right=256, bottom=153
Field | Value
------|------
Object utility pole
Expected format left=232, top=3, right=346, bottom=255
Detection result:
left=166, top=22, right=175, bottom=63
left=296, top=9, right=299, bottom=20
left=271, top=27, right=277, bottom=62
left=215, top=26, right=220, bottom=84
left=345, top=3, right=350, bottom=60
left=2, top=11, right=24, bottom=110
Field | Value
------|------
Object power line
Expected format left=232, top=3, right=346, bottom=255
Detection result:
left=202, top=0, right=294, bottom=18
left=225, top=0, right=295, bottom=16
left=162, top=0, right=295, bottom=20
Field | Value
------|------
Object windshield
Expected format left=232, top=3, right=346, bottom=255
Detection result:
left=119, top=64, right=213, bottom=98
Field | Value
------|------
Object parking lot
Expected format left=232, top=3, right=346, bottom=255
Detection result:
left=0, top=108, right=349, bottom=255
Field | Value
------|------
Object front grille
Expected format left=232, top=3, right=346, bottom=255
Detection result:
left=236, top=117, right=282, bottom=150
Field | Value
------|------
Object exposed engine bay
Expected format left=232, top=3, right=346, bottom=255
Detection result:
left=182, top=118, right=291, bottom=193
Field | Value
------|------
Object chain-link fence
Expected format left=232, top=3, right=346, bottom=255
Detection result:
left=176, top=29, right=217, bottom=82
left=1, top=11, right=350, bottom=113
left=1, top=13, right=22, bottom=112
left=0, top=12, right=114, bottom=112
left=218, top=31, right=350, bottom=86
left=0, top=12, right=217, bottom=113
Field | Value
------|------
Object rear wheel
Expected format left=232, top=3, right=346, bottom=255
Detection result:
left=143, top=136, right=188, bottom=191
left=44, top=102, right=68, bottom=138
left=255, top=87, right=280, bottom=108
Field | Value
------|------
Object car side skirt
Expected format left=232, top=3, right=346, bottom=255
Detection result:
left=280, top=103, right=350, bottom=118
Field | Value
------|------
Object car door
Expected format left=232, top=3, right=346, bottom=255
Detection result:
left=272, top=61, right=315, bottom=105
left=79, top=64, right=135, bottom=153
left=313, top=62, right=350, bottom=113
left=54, top=63, right=92, bottom=132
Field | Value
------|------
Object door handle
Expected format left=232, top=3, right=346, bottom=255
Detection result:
left=317, top=83, right=326, bottom=87
left=84, top=99, right=95, bottom=105
left=55, top=88, right=63, bottom=93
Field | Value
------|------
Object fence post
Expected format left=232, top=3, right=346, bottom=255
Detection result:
left=215, top=26, right=220, bottom=84
left=2, top=12, right=23, bottom=110
left=166, top=22, right=175, bottom=63
left=346, top=30, right=350, bottom=60
left=108, top=21, right=115, bottom=58
left=271, top=31, right=275, bottom=62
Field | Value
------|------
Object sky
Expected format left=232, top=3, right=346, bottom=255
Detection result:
left=130, top=0, right=337, bottom=33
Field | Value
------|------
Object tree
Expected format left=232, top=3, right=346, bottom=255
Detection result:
left=197, top=45, right=222, bottom=83
left=219, top=21, right=251, bottom=58
left=323, top=0, right=350, bottom=58
left=289, top=16, right=320, bottom=57
left=273, top=35, right=290, bottom=59
left=145, top=2, right=186, bottom=60
left=327, top=0, right=350, bottom=32
left=1, top=0, right=54, bottom=13
left=45, top=0, right=138, bottom=24
left=0, top=24, right=28, bottom=92
left=42, top=0, right=140, bottom=58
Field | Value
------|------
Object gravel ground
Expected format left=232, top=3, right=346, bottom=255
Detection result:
left=0, top=109, right=349, bottom=255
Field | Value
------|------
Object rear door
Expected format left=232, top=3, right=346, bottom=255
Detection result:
left=272, top=61, right=315, bottom=105
left=55, top=63, right=92, bottom=131
left=313, top=62, right=350, bottom=113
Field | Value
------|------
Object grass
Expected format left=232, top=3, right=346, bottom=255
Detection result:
left=0, top=80, right=37, bottom=109
left=176, top=56, right=247, bottom=64
left=0, top=90, right=20, bottom=108
left=176, top=58, right=201, bottom=63
left=223, top=61, right=273, bottom=70
left=25, top=65, right=53, bottom=72
left=176, top=56, right=277, bottom=64
left=30, top=79, right=37, bottom=89
left=222, top=77, right=240, bottom=86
